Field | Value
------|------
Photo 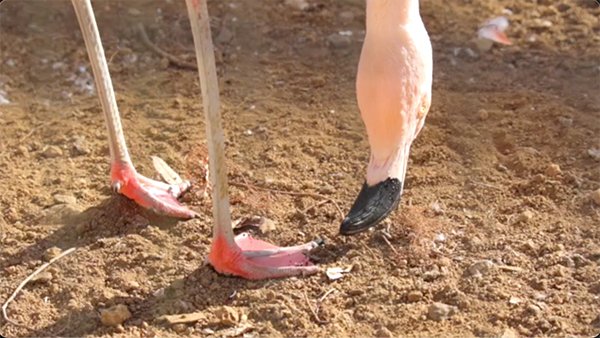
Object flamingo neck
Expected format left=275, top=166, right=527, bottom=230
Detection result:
left=366, top=0, right=421, bottom=30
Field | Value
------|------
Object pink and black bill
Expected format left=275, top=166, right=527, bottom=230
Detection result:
left=339, top=177, right=402, bottom=235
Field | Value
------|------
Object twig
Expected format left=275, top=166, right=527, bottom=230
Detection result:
left=318, top=288, right=337, bottom=303
left=497, top=265, right=524, bottom=273
left=107, top=49, right=120, bottom=65
left=137, top=23, right=197, bottom=70
left=2, top=247, right=77, bottom=327
left=231, top=180, right=344, bottom=221
left=303, top=199, right=332, bottom=214
left=303, top=292, right=327, bottom=325
left=378, top=231, right=399, bottom=255
left=159, top=312, right=206, bottom=325
left=18, top=122, right=51, bottom=142
left=315, top=288, right=337, bottom=321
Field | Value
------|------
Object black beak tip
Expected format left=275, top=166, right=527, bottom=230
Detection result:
left=339, top=178, right=403, bottom=236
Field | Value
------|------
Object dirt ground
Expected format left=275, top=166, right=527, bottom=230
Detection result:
left=1, top=0, right=599, bottom=337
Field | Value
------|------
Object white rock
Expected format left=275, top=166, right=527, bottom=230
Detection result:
left=587, top=148, right=600, bottom=161
left=427, top=302, right=457, bottom=321
left=284, top=0, right=309, bottom=11
left=465, top=260, right=494, bottom=277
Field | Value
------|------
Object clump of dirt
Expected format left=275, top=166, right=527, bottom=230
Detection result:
left=1, top=0, right=599, bottom=337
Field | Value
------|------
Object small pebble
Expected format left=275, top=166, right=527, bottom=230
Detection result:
left=327, top=33, right=352, bottom=49
left=590, top=189, right=600, bottom=206
left=465, top=260, right=494, bottom=277
left=526, top=303, right=542, bottom=316
left=284, top=0, right=309, bottom=11
left=31, top=271, right=53, bottom=284
left=172, top=323, right=187, bottom=333
left=557, top=116, right=572, bottom=127
left=572, top=254, right=589, bottom=267
left=53, top=194, right=77, bottom=205
left=406, top=290, right=423, bottom=303
left=516, top=210, right=534, bottom=224
left=427, top=302, right=457, bottom=321
left=213, top=306, right=239, bottom=326
left=16, top=145, right=29, bottom=156
left=587, top=148, right=600, bottom=161
left=41, top=145, right=63, bottom=158
left=430, top=202, right=444, bottom=215
left=559, top=255, right=575, bottom=268
left=556, top=3, right=571, bottom=12
left=501, top=328, right=519, bottom=338
left=374, top=326, right=394, bottom=338
left=339, top=10, right=355, bottom=22
left=544, top=164, right=561, bottom=177
left=216, top=27, right=233, bottom=44
left=478, top=109, right=489, bottom=120
left=258, top=217, right=277, bottom=234
left=43, top=246, right=63, bottom=261
left=72, top=136, right=90, bottom=156
left=100, top=304, right=132, bottom=326
left=124, top=279, right=140, bottom=291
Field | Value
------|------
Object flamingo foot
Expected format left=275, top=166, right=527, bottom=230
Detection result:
left=208, top=233, right=323, bottom=280
left=111, top=160, right=198, bottom=219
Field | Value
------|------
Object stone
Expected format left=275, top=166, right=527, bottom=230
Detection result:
left=31, top=271, right=53, bottom=284
left=557, top=116, right=572, bottom=128
left=284, top=0, right=309, bottom=11
left=427, top=302, right=457, bottom=321
left=526, top=303, right=542, bottom=316
left=100, top=304, right=132, bottom=326
left=259, top=217, right=277, bottom=234
left=430, top=202, right=444, bottom=215
left=43, top=246, right=63, bottom=261
left=214, top=306, right=239, bottom=326
left=339, top=11, right=355, bottom=22
left=465, top=260, right=494, bottom=277
left=41, top=145, right=63, bottom=158
left=327, top=33, right=352, bottom=49
left=53, top=194, right=77, bottom=205
left=590, top=189, right=600, bottom=206
left=216, top=27, right=233, bottom=44
left=406, top=290, right=423, bottom=303
left=556, top=3, right=571, bottom=12
left=544, top=164, right=561, bottom=177
left=587, top=148, right=600, bottom=161
left=374, top=326, right=394, bottom=338
left=500, top=328, right=519, bottom=338
left=515, top=210, right=534, bottom=224
left=478, top=109, right=489, bottom=120
left=72, top=136, right=90, bottom=156
left=172, top=323, right=187, bottom=333
left=41, top=204, right=84, bottom=224
left=16, top=145, right=29, bottom=156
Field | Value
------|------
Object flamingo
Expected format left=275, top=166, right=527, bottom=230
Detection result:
left=70, top=0, right=432, bottom=279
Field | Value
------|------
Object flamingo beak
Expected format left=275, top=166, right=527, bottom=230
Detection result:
left=339, top=177, right=402, bottom=235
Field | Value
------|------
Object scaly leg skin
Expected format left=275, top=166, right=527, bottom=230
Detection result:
left=185, top=0, right=321, bottom=279
left=208, top=233, right=322, bottom=280
left=72, top=0, right=197, bottom=219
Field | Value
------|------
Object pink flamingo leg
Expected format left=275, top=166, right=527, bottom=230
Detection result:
left=72, top=0, right=197, bottom=219
left=186, top=0, right=321, bottom=279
